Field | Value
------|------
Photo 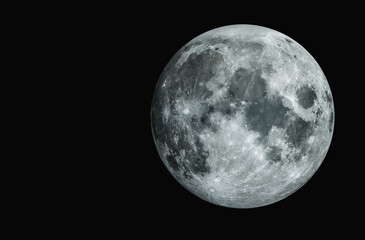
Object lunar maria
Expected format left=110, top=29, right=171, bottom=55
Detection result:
left=151, top=24, right=334, bottom=208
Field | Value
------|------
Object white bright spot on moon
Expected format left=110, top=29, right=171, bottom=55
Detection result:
left=308, top=136, right=315, bottom=144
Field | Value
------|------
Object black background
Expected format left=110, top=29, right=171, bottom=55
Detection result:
left=10, top=2, right=362, bottom=237
left=118, top=3, right=361, bottom=235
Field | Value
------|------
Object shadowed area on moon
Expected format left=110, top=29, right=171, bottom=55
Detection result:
left=151, top=25, right=334, bottom=208
left=228, top=68, right=267, bottom=101
left=175, top=49, right=221, bottom=99
left=296, top=85, right=317, bottom=109
left=245, top=95, right=290, bottom=137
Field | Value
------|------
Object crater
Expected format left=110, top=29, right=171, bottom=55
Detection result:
left=296, top=85, right=317, bottom=109
left=313, top=107, right=323, bottom=125
left=328, top=112, right=334, bottom=132
left=208, top=105, right=215, bottom=114
left=325, top=90, right=333, bottom=104
left=285, top=38, right=293, bottom=44
left=200, top=114, right=211, bottom=126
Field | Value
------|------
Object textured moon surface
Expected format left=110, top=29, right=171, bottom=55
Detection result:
left=151, top=25, right=334, bottom=208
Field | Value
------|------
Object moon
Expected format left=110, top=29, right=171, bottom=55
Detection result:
left=151, top=24, right=334, bottom=208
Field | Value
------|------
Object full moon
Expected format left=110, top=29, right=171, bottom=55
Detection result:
left=151, top=25, right=334, bottom=208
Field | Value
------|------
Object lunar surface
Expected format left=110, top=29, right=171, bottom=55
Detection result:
left=151, top=25, right=334, bottom=208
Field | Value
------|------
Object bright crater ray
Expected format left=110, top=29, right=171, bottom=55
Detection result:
left=151, top=24, right=334, bottom=208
